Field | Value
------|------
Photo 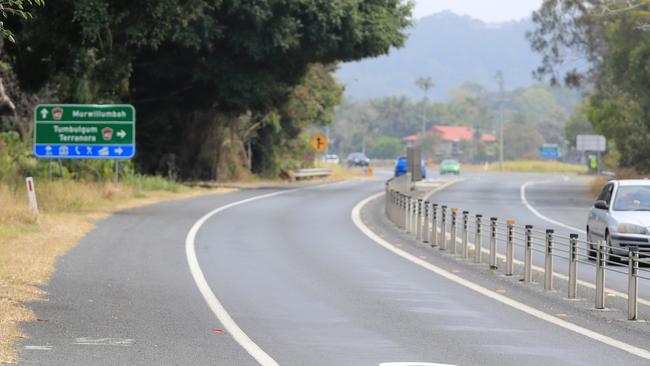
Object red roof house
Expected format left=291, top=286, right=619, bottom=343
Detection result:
left=429, top=126, right=474, bottom=142
left=480, top=133, right=497, bottom=143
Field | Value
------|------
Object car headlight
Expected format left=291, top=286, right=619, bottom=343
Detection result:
left=617, top=224, right=647, bottom=235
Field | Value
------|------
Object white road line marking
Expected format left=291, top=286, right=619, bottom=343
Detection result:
left=352, top=192, right=650, bottom=361
left=185, top=180, right=359, bottom=365
left=24, top=346, right=52, bottom=351
left=72, top=338, right=134, bottom=346
left=186, top=191, right=290, bottom=366
left=520, top=180, right=586, bottom=234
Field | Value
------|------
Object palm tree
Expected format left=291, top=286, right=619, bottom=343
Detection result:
left=415, top=77, right=434, bottom=134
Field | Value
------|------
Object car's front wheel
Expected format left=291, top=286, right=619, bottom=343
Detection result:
left=587, top=229, right=597, bottom=260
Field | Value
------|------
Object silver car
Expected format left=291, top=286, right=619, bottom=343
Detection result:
left=587, top=179, right=650, bottom=259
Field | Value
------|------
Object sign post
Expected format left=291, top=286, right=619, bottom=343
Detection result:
left=34, top=104, right=136, bottom=159
left=577, top=134, right=607, bottom=174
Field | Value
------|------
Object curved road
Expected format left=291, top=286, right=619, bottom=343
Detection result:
left=17, top=173, right=650, bottom=365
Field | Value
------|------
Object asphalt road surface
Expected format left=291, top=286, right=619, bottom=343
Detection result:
left=17, top=172, right=650, bottom=365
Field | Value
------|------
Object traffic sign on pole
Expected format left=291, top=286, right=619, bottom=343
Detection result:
left=310, top=132, right=328, bottom=153
left=33, top=104, right=135, bottom=159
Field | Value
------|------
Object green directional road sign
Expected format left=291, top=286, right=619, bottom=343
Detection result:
left=34, top=104, right=135, bottom=159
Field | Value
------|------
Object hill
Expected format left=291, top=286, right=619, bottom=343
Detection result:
left=336, top=11, right=542, bottom=100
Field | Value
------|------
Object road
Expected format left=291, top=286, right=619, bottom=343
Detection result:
left=17, top=172, right=650, bottom=365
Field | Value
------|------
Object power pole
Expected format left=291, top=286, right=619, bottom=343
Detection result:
left=416, top=77, right=434, bottom=135
left=496, top=70, right=505, bottom=172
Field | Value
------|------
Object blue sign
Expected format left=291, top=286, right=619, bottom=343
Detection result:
left=539, top=144, right=561, bottom=159
left=33, top=145, right=135, bottom=159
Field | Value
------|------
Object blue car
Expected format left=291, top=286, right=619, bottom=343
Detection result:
left=394, top=156, right=427, bottom=178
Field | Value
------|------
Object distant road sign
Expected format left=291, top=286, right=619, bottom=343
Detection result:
left=539, top=144, right=561, bottom=159
left=310, top=132, right=328, bottom=153
left=34, top=104, right=135, bottom=159
left=577, top=134, right=606, bottom=152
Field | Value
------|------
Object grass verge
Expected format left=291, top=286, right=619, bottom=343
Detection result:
left=0, top=177, right=233, bottom=364
left=485, top=160, right=587, bottom=174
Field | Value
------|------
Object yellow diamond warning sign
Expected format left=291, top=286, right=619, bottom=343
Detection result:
left=310, top=132, right=328, bottom=153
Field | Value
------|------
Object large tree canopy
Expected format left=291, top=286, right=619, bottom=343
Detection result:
left=5, top=0, right=412, bottom=179
left=529, top=0, right=650, bottom=172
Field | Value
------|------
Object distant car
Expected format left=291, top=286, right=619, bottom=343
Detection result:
left=440, top=159, right=461, bottom=175
left=347, top=152, right=370, bottom=167
left=394, top=156, right=427, bottom=179
left=323, top=154, right=340, bottom=165
left=587, top=180, right=650, bottom=259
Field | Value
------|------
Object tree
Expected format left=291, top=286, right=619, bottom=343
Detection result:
left=367, top=135, right=404, bottom=159
left=0, top=0, right=44, bottom=42
left=7, top=0, right=413, bottom=179
left=565, top=100, right=594, bottom=147
left=503, top=122, right=545, bottom=160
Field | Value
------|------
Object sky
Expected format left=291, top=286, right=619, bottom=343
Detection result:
left=414, top=0, right=544, bottom=23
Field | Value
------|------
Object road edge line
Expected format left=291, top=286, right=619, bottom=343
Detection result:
left=352, top=191, right=650, bottom=361
left=186, top=190, right=287, bottom=366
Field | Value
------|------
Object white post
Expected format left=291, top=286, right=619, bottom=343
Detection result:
left=25, top=177, right=38, bottom=214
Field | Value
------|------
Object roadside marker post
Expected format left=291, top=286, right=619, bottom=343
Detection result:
left=524, top=225, right=533, bottom=282
left=474, top=215, right=483, bottom=264
left=545, top=229, right=554, bottom=290
left=569, top=234, right=579, bottom=299
left=450, top=208, right=458, bottom=254
left=506, top=220, right=515, bottom=276
left=25, top=177, right=38, bottom=214
left=596, top=240, right=606, bottom=310
left=462, top=211, right=469, bottom=258
left=489, top=217, right=498, bottom=269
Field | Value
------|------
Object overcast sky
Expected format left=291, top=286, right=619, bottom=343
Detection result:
left=414, top=0, right=543, bottom=23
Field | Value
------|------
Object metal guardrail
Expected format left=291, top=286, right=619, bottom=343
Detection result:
left=289, top=168, right=332, bottom=181
left=385, top=177, right=648, bottom=321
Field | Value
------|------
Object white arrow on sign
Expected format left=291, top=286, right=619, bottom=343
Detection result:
left=114, top=147, right=124, bottom=155
left=40, top=108, right=49, bottom=119
left=116, top=129, right=127, bottom=139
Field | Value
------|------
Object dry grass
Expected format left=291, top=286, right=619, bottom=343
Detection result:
left=485, top=160, right=588, bottom=174
left=314, top=161, right=371, bottom=181
left=0, top=179, right=232, bottom=364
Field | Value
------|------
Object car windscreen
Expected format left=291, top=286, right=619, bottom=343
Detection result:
left=613, top=186, right=650, bottom=211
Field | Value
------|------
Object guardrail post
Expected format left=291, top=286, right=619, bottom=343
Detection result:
left=423, top=201, right=430, bottom=243
left=595, top=240, right=606, bottom=309
left=462, top=211, right=469, bottom=259
left=401, top=194, right=407, bottom=229
left=568, top=234, right=578, bottom=299
left=524, top=225, right=533, bottom=282
left=416, top=199, right=423, bottom=241
left=506, top=220, right=514, bottom=276
left=440, top=205, right=447, bottom=250
left=545, top=229, right=554, bottom=291
left=489, top=217, right=498, bottom=269
left=450, top=208, right=458, bottom=254
left=628, top=248, right=639, bottom=320
left=474, top=214, right=482, bottom=264
left=406, top=196, right=413, bottom=234
left=431, top=204, right=438, bottom=248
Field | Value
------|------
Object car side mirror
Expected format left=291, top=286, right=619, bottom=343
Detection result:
left=594, top=200, right=609, bottom=210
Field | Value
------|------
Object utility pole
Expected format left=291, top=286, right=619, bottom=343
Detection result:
left=416, top=77, right=434, bottom=135
left=496, top=70, right=505, bottom=172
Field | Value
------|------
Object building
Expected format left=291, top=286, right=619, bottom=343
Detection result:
left=403, top=125, right=497, bottom=158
